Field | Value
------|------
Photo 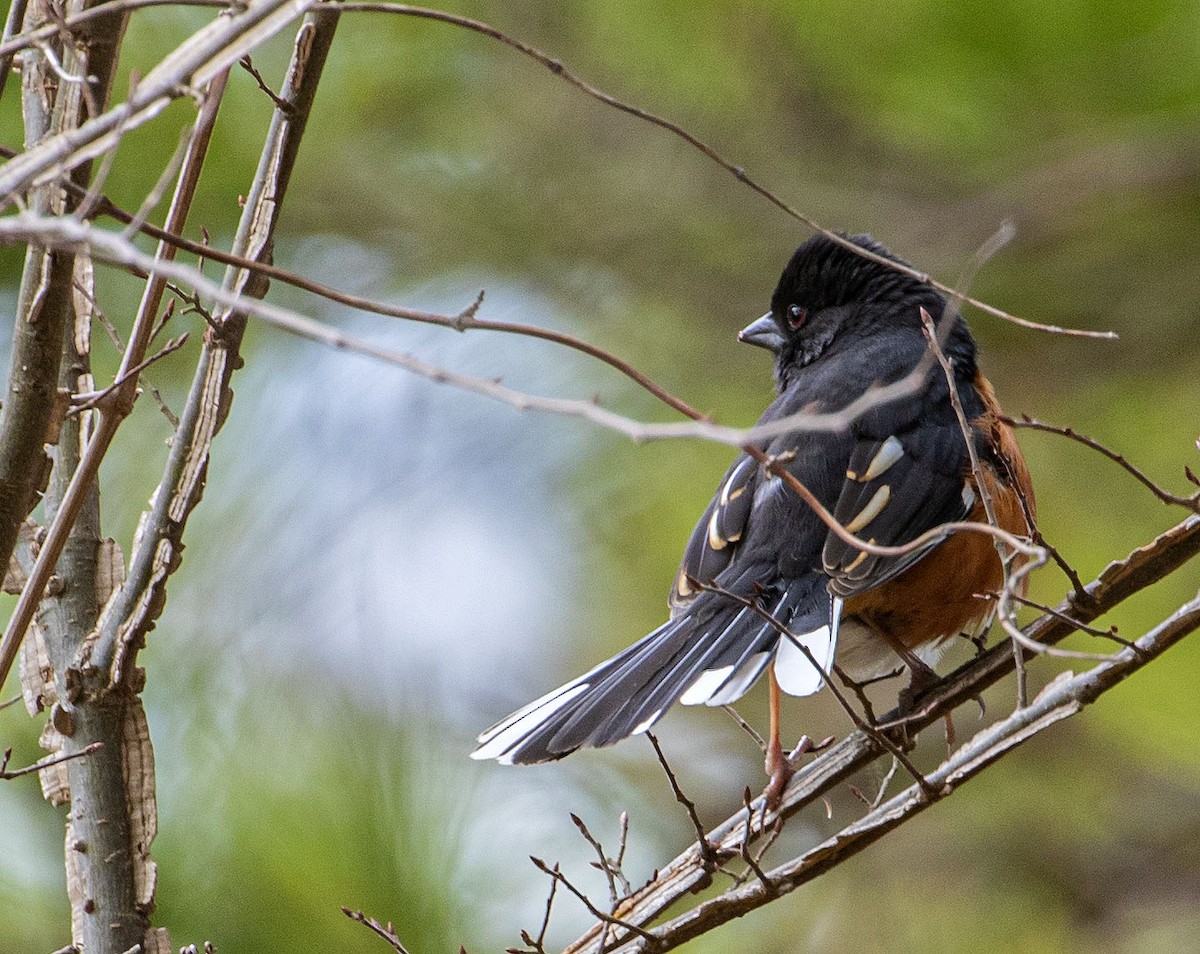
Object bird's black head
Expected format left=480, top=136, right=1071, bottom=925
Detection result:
left=740, top=233, right=967, bottom=389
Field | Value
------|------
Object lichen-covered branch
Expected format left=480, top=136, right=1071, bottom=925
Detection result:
left=0, top=0, right=126, bottom=658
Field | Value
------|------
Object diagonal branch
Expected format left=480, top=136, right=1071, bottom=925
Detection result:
left=561, top=515, right=1200, bottom=953
left=87, top=6, right=343, bottom=684
left=0, top=67, right=228, bottom=697
left=1008, top=415, right=1200, bottom=513
left=334, top=2, right=1113, bottom=341
left=608, top=590, right=1200, bottom=954
left=0, top=0, right=311, bottom=203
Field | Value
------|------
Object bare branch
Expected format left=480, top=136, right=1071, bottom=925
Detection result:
left=530, top=857, right=659, bottom=947
left=603, top=591, right=1200, bottom=953
left=0, top=0, right=311, bottom=202
left=85, top=7, right=343, bottom=686
left=1009, top=415, right=1200, bottom=513
left=0, top=741, right=102, bottom=780
left=0, top=67, right=229, bottom=696
left=341, top=907, right=412, bottom=954
left=645, top=734, right=726, bottom=872
left=0, top=0, right=232, bottom=62
left=561, top=516, right=1200, bottom=953
left=68, top=334, right=189, bottom=416
left=335, top=3, right=1113, bottom=341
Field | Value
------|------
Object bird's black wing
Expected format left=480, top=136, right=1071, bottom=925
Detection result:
left=669, top=454, right=759, bottom=615
left=820, top=390, right=978, bottom=597
left=471, top=431, right=849, bottom=765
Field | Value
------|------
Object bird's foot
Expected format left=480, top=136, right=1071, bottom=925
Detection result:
left=897, top=657, right=940, bottom=713
left=762, top=734, right=834, bottom=811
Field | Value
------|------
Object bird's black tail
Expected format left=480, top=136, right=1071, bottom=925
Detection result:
left=471, top=578, right=833, bottom=765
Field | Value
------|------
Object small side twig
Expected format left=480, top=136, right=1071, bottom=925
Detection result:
left=68, top=334, right=189, bottom=415
left=646, top=732, right=724, bottom=870
left=238, top=54, right=293, bottom=112
left=0, top=741, right=103, bottom=780
left=1008, top=415, right=1200, bottom=513
left=738, top=787, right=777, bottom=894
left=720, top=704, right=767, bottom=752
left=528, top=857, right=660, bottom=947
left=570, top=813, right=631, bottom=908
left=693, top=580, right=937, bottom=799
left=341, top=907, right=412, bottom=954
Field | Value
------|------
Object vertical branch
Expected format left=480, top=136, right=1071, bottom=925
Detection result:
left=0, top=0, right=127, bottom=682
left=0, top=68, right=231, bottom=689
left=1, top=2, right=132, bottom=952
left=89, top=6, right=342, bottom=682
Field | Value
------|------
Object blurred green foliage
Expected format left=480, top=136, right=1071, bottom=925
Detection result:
left=2, top=1, right=1199, bottom=952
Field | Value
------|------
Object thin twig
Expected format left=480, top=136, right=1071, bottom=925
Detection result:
left=0, top=0, right=232, bottom=61
left=738, top=787, right=776, bottom=894
left=1008, top=415, right=1200, bottom=513
left=238, top=54, right=293, bottom=112
left=340, top=907, right=412, bottom=954
left=997, top=591, right=1140, bottom=650
left=68, top=334, right=188, bottom=415
left=0, top=67, right=229, bottom=694
left=336, top=3, right=1112, bottom=340
left=570, top=814, right=623, bottom=910
left=720, top=705, right=767, bottom=752
left=595, top=592, right=1200, bottom=954
left=532, top=865, right=559, bottom=952
left=645, top=733, right=724, bottom=870
left=694, top=580, right=936, bottom=798
left=528, top=857, right=660, bottom=946
left=0, top=741, right=102, bottom=780
left=562, top=517, right=1200, bottom=954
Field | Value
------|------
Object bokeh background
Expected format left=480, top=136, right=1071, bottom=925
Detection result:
left=2, top=1, right=1199, bottom=951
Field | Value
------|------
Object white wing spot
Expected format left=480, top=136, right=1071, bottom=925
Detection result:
left=774, top=624, right=837, bottom=697
left=863, top=436, right=904, bottom=481
left=845, top=485, right=891, bottom=533
left=632, top=709, right=664, bottom=736
left=706, top=652, right=771, bottom=706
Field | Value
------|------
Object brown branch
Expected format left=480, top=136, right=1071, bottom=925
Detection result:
left=238, top=54, right=293, bottom=112
left=0, top=214, right=1058, bottom=488
left=0, top=66, right=227, bottom=697
left=85, top=8, right=342, bottom=689
left=693, top=578, right=933, bottom=796
left=737, top=788, right=776, bottom=894
left=530, top=857, right=660, bottom=948
left=607, top=591, right=1200, bottom=954
left=0, top=0, right=311, bottom=203
left=561, top=515, right=1200, bottom=953
left=1008, top=415, right=1200, bottom=513
left=334, top=3, right=1113, bottom=341
left=0, top=0, right=233, bottom=61
left=0, top=740, right=102, bottom=780
left=67, top=333, right=189, bottom=416
left=341, top=907, right=412, bottom=954
left=644, top=733, right=725, bottom=872
left=514, top=863, right=559, bottom=954
left=569, top=813, right=628, bottom=909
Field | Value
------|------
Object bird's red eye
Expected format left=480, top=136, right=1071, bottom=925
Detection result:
left=787, top=304, right=806, bottom=329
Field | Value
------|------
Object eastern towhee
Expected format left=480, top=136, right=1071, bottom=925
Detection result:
left=472, top=234, right=1034, bottom=798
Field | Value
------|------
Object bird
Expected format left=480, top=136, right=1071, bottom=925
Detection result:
left=471, top=233, right=1034, bottom=800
